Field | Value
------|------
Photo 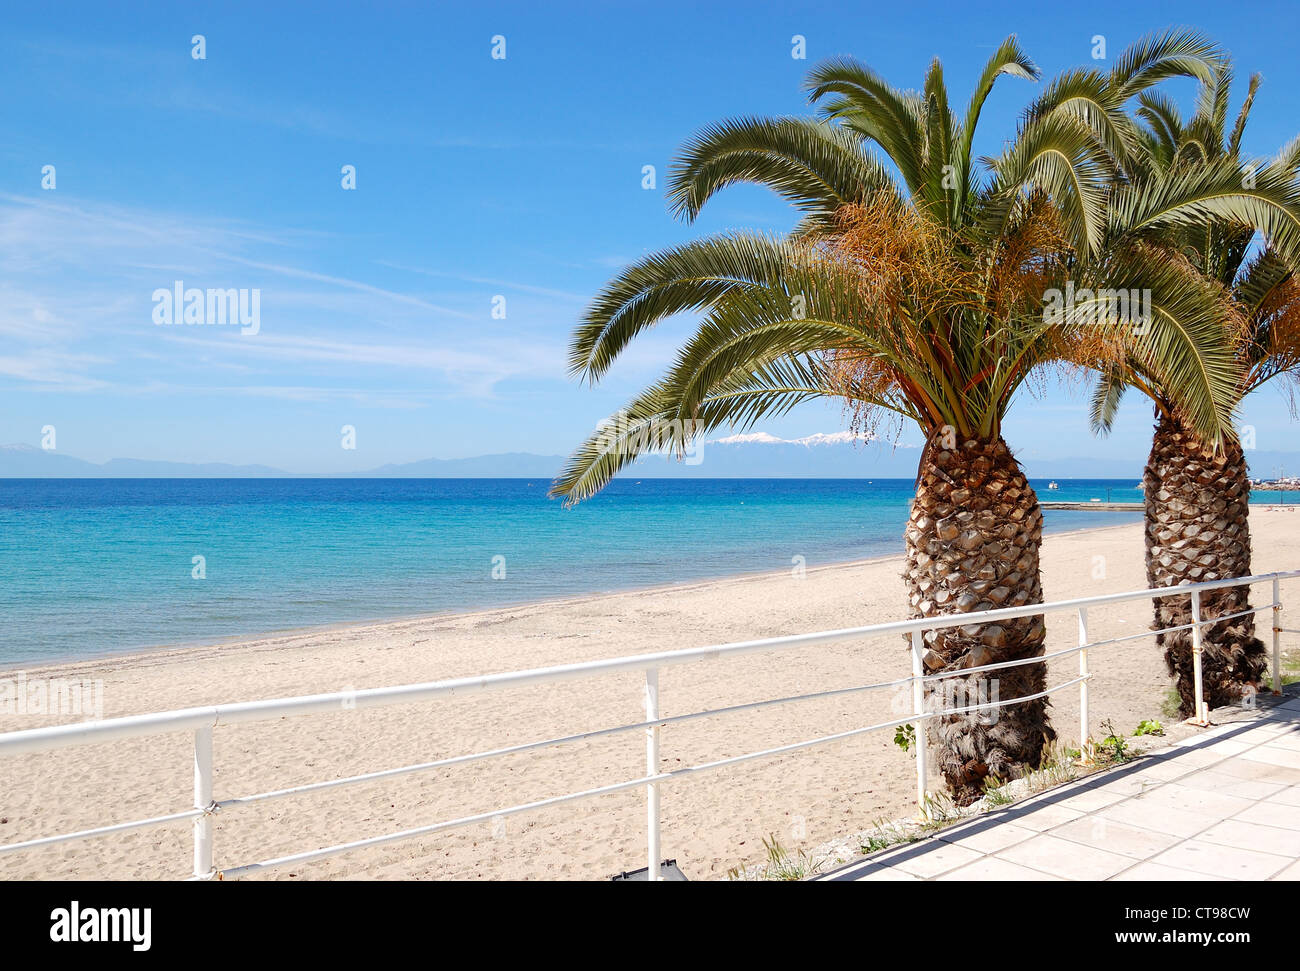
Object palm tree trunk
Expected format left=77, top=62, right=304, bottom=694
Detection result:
left=905, top=436, right=1054, bottom=805
left=1144, top=412, right=1265, bottom=717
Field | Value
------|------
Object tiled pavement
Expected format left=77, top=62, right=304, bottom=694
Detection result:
left=818, top=696, right=1300, bottom=881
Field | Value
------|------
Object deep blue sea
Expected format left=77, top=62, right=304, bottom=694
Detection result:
left=0, top=476, right=1193, bottom=665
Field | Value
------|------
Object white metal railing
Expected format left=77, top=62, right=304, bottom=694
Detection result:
left=0, top=571, right=1294, bottom=881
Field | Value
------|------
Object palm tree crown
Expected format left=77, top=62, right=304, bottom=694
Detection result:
left=1091, top=60, right=1300, bottom=432
left=553, top=31, right=1292, bottom=504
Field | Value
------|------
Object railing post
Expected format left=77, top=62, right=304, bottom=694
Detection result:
left=1190, top=589, right=1210, bottom=726
left=1273, top=576, right=1283, bottom=696
left=644, top=667, right=661, bottom=881
left=193, top=724, right=214, bottom=879
left=1077, top=607, right=1091, bottom=762
left=909, top=631, right=929, bottom=816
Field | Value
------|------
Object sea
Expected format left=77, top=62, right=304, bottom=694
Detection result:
left=2, top=476, right=1283, bottom=665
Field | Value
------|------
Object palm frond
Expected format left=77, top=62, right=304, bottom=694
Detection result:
left=1236, top=248, right=1300, bottom=392
left=1088, top=367, right=1129, bottom=436
left=666, top=117, right=900, bottom=226
left=986, top=111, right=1114, bottom=254
left=1190, top=59, right=1233, bottom=137
left=1106, top=28, right=1221, bottom=102
left=1228, top=73, right=1262, bottom=155
left=1136, top=90, right=1184, bottom=166
left=1274, top=135, right=1300, bottom=178
left=918, top=57, right=955, bottom=217
left=1107, top=156, right=1300, bottom=271
left=955, top=35, right=1038, bottom=217
left=804, top=56, right=926, bottom=191
left=1023, top=68, right=1142, bottom=170
left=570, top=233, right=808, bottom=381
left=1079, top=243, right=1242, bottom=446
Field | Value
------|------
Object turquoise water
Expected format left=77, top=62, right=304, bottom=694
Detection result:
left=0, top=478, right=1151, bottom=665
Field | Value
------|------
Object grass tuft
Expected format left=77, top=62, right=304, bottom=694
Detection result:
left=1160, top=687, right=1182, bottom=720
left=726, top=833, right=830, bottom=881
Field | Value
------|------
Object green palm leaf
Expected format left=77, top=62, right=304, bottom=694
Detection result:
left=570, top=233, right=806, bottom=381
left=666, top=117, right=900, bottom=226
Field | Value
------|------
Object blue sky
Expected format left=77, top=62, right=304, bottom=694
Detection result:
left=1, top=0, right=1297, bottom=473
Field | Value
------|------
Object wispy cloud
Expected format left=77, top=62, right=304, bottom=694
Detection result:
left=14, top=36, right=648, bottom=152
left=376, top=260, right=590, bottom=303
left=0, top=194, right=562, bottom=399
left=160, top=330, right=562, bottom=394
left=0, top=349, right=111, bottom=390
left=221, top=256, right=478, bottom=319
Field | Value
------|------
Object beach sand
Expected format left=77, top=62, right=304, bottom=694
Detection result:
left=2, top=507, right=1297, bottom=881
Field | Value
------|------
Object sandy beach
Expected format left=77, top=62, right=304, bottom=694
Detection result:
left=2, top=507, right=1297, bottom=881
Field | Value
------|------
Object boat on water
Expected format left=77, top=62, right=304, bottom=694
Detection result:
left=1047, top=481, right=1059, bottom=490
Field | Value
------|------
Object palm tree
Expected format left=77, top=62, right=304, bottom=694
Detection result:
left=550, top=33, right=1273, bottom=804
left=1090, top=62, right=1300, bottom=716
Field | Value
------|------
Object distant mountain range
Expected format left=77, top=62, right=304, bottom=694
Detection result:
left=3, top=437, right=1298, bottom=481
left=0, top=445, right=286, bottom=477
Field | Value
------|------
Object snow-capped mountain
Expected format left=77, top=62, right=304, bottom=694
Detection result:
left=710, top=430, right=874, bottom=447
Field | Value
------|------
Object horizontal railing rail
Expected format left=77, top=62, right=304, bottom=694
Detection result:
left=0, top=570, right=1294, bottom=880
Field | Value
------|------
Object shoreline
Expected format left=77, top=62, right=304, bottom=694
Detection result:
left=3, top=520, right=1141, bottom=680
left=1, top=508, right=1294, bottom=881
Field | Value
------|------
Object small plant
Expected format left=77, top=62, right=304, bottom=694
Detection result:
left=1133, top=719, right=1165, bottom=737
left=735, top=833, right=827, bottom=881
left=1097, top=719, right=1131, bottom=763
left=1272, top=648, right=1300, bottom=691
left=1017, top=741, right=1079, bottom=793
left=982, top=775, right=1014, bottom=807
left=1160, top=687, right=1182, bottom=721
left=858, top=815, right=920, bottom=855
left=894, top=723, right=915, bottom=753
left=919, top=790, right=957, bottom=828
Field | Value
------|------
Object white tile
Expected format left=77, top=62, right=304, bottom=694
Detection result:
left=1230, top=719, right=1294, bottom=738
left=1260, top=733, right=1300, bottom=752
left=1199, top=818, right=1300, bottom=856
left=1175, top=769, right=1285, bottom=801
left=1049, top=786, right=1129, bottom=812
left=937, top=857, right=1060, bottom=880
left=1052, top=816, right=1182, bottom=860
left=1173, top=724, right=1240, bottom=744
left=886, top=840, right=985, bottom=878
left=1270, top=786, right=1300, bottom=808
left=1215, top=758, right=1300, bottom=785
left=1099, top=799, right=1209, bottom=838
left=844, top=863, right=923, bottom=881
left=1153, top=746, right=1237, bottom=767
left=1234, top=800, right=1300, bottom=831
left=1130, top=757, right=1201, bottom=782
left=1271, top=860, right=1300, bottom=880
left=997, top=802, right=1085, bottom=832
left=1136, top=783, right=1255, bottom=820
left=1189, top=739, right=1252, bottom=756
left=1243, top=746, right=1300, bottom=771
left=1075, top=772, right=1165, bottom=798
left=937, top=820, right=1037, bottom=854
left=1111, top=861, right=1219, bottom=881
left=1151, top=839, right=1292, bottom=879
left=1000, top=834, right=1134, bottom=880
left=814, top=859, right=920, bottom=881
